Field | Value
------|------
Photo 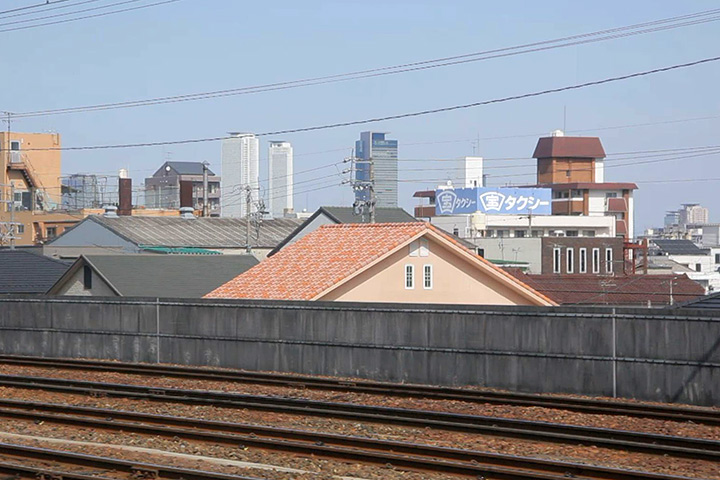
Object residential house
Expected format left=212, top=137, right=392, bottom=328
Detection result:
left=48, top=254, right=258, bottom=298
left=43, top=214, right=304, bottom=259
left=509, top=271, right=704, bottom=307
left=649, top=239, right=720, bottom=292
left=206, top=222, right=556, bottom=306
left=0, top=249, right=70, bottom=294
left=269, top=206, right=419, bottom=255
left=145, top=161, right=221, bottom=215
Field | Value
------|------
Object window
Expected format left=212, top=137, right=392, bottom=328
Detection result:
left=405, top=265, right=414, bottom=289
left=83, top=266, right=92, bottom=290
left=497, top=230, right=508, bottom=238
left=605, top=248, right=613, bottom=273
left=477, top=248, right=485, bottom=258
left=452, top=227, right=459, bottom=237
left=423, top=265, right=433, bottom=289
left=605, top=192, right=618, bottom=198
left=514, top=230, right=526, bottom=238
left=592, top=248, right=600, bottom=274
left=696, top=263, right=702, bottom=272
left=553, top=248, right=561, bottom=274
left=716, top=253, right=720, bottom=264
left=10, top=141, right=19, bottom=151
left=566, top=248, right=574, bottom=274
left=16, top=224, right=24, bottom=234
left=579, top=248, right=587, bottom=273
left=566, top=230, right=579, bottom=237
left=485, top=229, right=494, bottom=238
left=583, top=230, right=595, bottom=237
left=46, top=227, right=57, bottom=239
left=531, top=230, right=543, bottom=237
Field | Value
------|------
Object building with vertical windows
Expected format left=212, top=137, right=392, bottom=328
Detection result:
left=268, top=141, right=293, bottom=217
left=355, top=132, right=398, bottom=208
left=221, top=133, right=259, bottom=218
left=144, top=162, right=221, bottom=215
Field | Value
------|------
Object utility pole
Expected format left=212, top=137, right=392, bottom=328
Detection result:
left=245, top=185, right=252, bottom=253
left=9, top=182, right=14, bottom=250
left=202, top=161, right=209, bottom=217
left=348, top=156, right=376, bottom=223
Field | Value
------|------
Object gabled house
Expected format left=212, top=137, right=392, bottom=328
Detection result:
left=48, top=254, right=258, bottom=298
left=269, top=206, right=419, bottom=256
left=206, top=222, right=556, bottom=306
left=43, top=214, right=304, bottom=259
left=0, top=249, right=70, bottom=294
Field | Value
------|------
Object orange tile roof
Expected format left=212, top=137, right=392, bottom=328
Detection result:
left=206, top=222, right=554, bottom=305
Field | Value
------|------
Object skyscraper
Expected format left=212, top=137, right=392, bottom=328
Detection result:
left=355, top=131, right=398, bottom=208
left=221, top=133, right=259, bottom=218
left=268, top=141, right=293, bottom=217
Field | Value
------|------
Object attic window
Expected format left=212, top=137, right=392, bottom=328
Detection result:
left=83, top=266, right=92, bottom=290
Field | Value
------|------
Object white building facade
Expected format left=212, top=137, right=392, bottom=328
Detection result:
left=268, top=141, right=294, bottom=217
left=221, top=133, right=259, bottom=218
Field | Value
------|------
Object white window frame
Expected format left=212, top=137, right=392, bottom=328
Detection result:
left=605, top=248, right=613, bottom=274
left=579, top=248, right=587, bottom=274
left=423, top=264, right=433, bottom=289
left=553, top=247, right=561, bottom=274
left=592, top=248, right=600, bottom=274
left=566, top=248, right=574, bottom=274
left=405, top=264, right=414, bottom=289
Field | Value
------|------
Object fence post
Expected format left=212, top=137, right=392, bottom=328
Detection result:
left=612, top=307, right=617, bottom=398
left=156, top=298, right=161, bottom=364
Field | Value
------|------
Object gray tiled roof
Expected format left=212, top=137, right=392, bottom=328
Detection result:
left=80, top=254, right=258, bottom=297
left=0, top=250, right=71, bottom=294
left=322, top=206, right=419, bottom=224
left=156, top=161, right=215, bottom=176
left=89, top=215, right=304, bottom=249
left=651, top=239, right=706, bottom=255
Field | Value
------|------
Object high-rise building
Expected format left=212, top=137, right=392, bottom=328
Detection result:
left=221, top=133, right=259, bottom=218
left=679, top=203, right=709, bottom=226
left=355, top=131, right=398, bottom=208
left=268, top=141, right=293, bottom=217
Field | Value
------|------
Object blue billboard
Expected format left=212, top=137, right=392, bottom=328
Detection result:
left=435, top=187, right=551, bottom=216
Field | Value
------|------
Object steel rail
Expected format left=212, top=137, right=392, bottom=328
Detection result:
left=0, top=407, right=699, bottom=480
left=0, top=374, right=718, bottom=462
left=0, top=442, right=262, bottom=480
left=1, top=355, right=717, bottom=425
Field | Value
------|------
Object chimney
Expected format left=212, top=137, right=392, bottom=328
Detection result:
left=103, top=205, right=118, bottom=218
left=179, top=206, right=196, bottom=219
left=179, top=180, right=194, bottom=209
left=118, top=178, right=132, bottom=216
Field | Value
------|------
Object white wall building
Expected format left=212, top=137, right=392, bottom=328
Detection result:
left=221, top=133, right=259, bottom=218
left=463, top=156, right=483, bottom=187
left=268, top=141, right=293, bottom=217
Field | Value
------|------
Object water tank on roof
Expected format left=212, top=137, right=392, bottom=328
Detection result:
left=551, top=129, right=564, bottom=137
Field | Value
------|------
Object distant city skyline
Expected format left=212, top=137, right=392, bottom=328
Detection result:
left=221, top=133, right=259, bottom=218
left=268, top=141, right=294, bottom=217
left=355, top=131, right=399, bottom=208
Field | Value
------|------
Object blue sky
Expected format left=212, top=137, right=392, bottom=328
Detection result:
left=2, top=0, right=719, bottom=229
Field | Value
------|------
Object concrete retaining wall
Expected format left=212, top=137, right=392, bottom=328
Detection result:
left=0, top=297, right=717, bottom=405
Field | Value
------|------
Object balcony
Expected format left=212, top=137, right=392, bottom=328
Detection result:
left=414, top=205, right=436, bottom=218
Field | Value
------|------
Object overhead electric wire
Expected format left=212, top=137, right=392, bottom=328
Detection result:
left=0, top=0, right=146, bottom=27
left=0, top=0, right=71, bottom=16
left=7, top=55, right=720, bottom=153
left=0, top=0, right=181, bottom=33
left=0, top=0, right=102, bottom=20
left=10, top=8, right=720, bottom=118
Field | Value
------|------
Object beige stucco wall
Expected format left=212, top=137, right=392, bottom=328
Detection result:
left=0, top=132, right=62, bottom=206
left=319, top=235, right=538, bottom=305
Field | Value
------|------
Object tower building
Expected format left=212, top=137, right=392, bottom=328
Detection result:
left=221, top=133, right=259, bottom=218
left=354, top=131, right=398, bottom=208
left=268, top=141, right=293, bottom=217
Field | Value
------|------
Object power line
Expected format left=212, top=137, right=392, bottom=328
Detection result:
left=0, top=0, right=71, bottom=16
left=7, top=55, right=720, bottom=152
left=0, top=0, right=145, bottom=27
left=0, top=0, right=102, bottom=20
left=10, top=8, right=720, bottom=118
left=0, top=0, right=181, bottom=33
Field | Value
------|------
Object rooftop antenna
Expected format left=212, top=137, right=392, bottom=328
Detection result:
left=563, top=106, right=567, bottom=133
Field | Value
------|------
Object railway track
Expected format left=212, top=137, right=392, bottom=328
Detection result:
left=0, top=403, right=702, bottom=480
left=1, top=354, right=718, bottom=426
left=0, top=442, right=261, bottom=480
left=0, top=374, right=718, bottom=462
